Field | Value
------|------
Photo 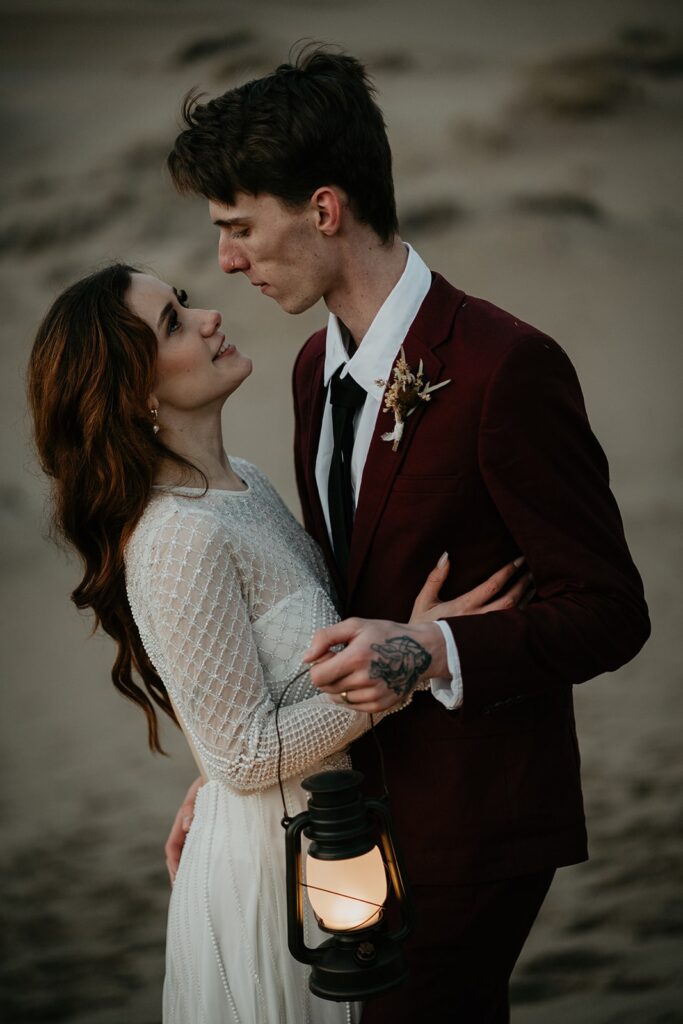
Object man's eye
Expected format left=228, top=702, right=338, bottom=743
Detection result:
left=232, top=229, right=248, bottom=239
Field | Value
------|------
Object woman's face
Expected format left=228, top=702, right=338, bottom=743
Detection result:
left=126, top=273, right=252, bottom=416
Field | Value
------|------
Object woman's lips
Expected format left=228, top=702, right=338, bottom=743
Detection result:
left=213, top=342, right=235, bottom=361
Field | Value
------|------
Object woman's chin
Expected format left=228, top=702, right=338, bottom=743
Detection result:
left=221, top=361, right=253, bottom=400
left=235, top=356, right=254, bottom=383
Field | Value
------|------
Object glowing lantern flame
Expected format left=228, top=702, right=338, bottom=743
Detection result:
left=305, top=845, right=388, bottom=931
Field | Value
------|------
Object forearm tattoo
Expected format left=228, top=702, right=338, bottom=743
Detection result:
left=368, top=636, right=432, bottom=698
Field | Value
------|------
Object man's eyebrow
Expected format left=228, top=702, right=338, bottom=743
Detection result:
left=212, top=215, right=251, bottom=228
left=156, top=288, right=182, bottom=330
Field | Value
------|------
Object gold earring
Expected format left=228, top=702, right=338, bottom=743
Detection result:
left=150, top=408, right=159, bottom=434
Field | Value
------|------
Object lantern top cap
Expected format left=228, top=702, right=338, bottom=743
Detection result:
left=301, top=769, right=364, bottom=795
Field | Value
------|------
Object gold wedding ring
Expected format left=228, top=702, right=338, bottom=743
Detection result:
left=340, top=691, right=351, bottom=705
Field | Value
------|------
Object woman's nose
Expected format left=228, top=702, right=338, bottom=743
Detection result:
left=201, top=310, right=222, bottom=336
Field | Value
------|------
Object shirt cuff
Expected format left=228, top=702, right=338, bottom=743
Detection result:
left=429, top=620, right=464, bottom=710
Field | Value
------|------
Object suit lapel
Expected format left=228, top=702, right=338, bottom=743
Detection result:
left=347, top=275, right=466, bottom=604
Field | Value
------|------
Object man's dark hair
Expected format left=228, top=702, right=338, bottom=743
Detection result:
left=167, top=46, right=399, bottom=243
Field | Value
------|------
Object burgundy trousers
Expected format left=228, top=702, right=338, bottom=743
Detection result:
left=360, top=870, right=555, bottom=1024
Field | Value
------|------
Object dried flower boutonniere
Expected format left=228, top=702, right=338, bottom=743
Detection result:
left=375, top=348, right=451, bottom=452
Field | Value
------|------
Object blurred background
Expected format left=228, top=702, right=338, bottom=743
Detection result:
left=1, top=1, right=681, bottom=1021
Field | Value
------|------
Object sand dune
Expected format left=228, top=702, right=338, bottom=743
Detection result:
left=1, top=1, right=681, bottom=1020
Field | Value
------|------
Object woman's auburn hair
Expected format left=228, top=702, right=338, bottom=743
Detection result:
left=28, top=263, right=200, bottom=753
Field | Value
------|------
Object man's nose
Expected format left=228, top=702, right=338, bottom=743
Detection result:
left=218, top=239, right=249, bottom=275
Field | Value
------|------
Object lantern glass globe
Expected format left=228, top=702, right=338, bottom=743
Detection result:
left=305, top=845, right=388, bottom=932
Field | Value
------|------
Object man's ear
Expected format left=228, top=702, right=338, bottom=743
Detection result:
left=310, top=186, right=346, bottom=237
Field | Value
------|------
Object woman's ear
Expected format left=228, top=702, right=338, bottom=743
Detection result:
left=147, top=393, right=161, bottom=434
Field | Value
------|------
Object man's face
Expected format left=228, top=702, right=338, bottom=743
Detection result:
left=209, top=192, right=335, bottom=315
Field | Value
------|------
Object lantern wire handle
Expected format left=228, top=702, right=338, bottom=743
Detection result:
left=275, top=664, right=390, bottom=827
left=275, top=667, right=308, bottom=825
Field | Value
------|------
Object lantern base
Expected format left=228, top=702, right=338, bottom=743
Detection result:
left=308, top=929, right=408, bottom=1002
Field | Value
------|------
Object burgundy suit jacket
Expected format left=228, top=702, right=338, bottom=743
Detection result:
left=292, top=273, right=649, bottom=884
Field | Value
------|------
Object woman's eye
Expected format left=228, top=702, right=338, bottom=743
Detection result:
left=168, top=311, right=180, bottom=334
left=177, top=289, right=189, bottom=308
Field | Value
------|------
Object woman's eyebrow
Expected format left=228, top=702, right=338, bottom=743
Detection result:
left=157, top=302, right=173, bottom=330
left=156, top=288, right=183, bottom=330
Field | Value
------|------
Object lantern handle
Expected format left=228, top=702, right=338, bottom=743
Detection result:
left=275, top=667, right=312, bottom=822
left=366, top=797, right=415, bottom=943
left=284, top=811, right=325, bottom=966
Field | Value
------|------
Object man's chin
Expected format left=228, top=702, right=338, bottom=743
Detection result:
left=271, top=290, right=321, bottom=316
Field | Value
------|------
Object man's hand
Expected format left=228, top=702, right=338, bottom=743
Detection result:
left=304, top=619, right=447, bottom=713
left=165, top=776, right=203, bottom=886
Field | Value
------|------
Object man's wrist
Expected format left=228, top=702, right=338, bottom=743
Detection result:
left=412, top=621, right=450, bottom=680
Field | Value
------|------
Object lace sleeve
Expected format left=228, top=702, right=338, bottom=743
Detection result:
left=140, top=509, right=369, bottom=791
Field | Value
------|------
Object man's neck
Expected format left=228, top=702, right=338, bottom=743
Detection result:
left=324, top=233, right=408, bottom=346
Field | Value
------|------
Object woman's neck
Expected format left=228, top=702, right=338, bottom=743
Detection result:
left=154, top=414, right=245, bottom=491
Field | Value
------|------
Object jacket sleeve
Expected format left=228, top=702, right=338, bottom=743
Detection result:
left=445, top=335, right=650, bottom=713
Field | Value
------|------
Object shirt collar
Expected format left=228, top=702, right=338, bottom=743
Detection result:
left=323, top=243, right=432, bottom=395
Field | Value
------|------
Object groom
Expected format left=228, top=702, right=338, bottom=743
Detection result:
left=165, top=49, right=649, bottom=1021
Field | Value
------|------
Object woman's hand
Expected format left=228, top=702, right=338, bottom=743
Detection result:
left=165, top=776, right=203, bottom=886
left=410, top=552, right=534, bottom=624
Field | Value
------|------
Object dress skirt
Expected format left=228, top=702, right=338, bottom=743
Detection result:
left=164, top=778, right=361, bottom=1024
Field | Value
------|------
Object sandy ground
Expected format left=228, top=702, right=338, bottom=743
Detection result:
left=1, top=1, right=682, bottom=1020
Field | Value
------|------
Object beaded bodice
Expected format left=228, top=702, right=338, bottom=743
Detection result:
left=125, top=459, right=368, bottom=790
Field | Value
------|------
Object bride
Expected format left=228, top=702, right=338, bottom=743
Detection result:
left=28, top=264, right=530, bottom=1024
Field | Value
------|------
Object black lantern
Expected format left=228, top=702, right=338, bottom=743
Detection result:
left=284, top=768, right=414, bottom=1001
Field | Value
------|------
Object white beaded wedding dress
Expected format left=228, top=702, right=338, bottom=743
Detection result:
left=125, top=459, right=370, bottom=1024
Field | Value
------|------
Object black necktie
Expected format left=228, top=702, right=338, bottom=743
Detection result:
left=327, top=367, right=366, bottom=581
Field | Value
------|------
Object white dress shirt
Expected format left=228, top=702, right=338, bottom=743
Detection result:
left=314, top=244, right=463, bottom=709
